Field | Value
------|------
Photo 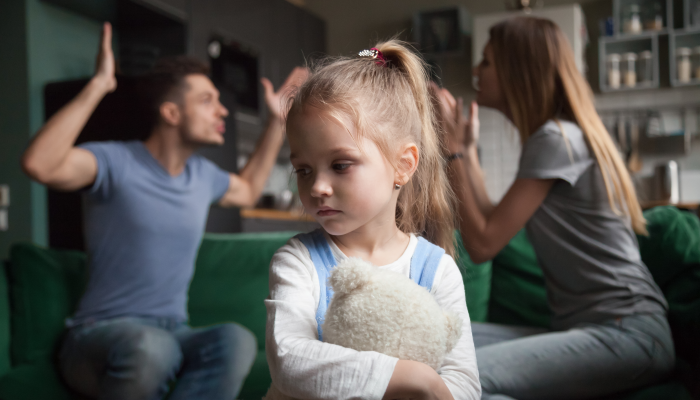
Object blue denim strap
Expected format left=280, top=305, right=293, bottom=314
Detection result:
left=410, top=237, right=445, bottom=291
left=296, top=229, right=337, bottom=341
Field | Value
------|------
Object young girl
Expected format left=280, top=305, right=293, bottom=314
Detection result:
left=435, top=16, right=674, bottom=399
left=264, top=40, right=481, bottom=400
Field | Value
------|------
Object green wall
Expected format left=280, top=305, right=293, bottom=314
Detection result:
left=0, top=0, right=32, bottom=261
left=0, top=0, right=107, bottom=259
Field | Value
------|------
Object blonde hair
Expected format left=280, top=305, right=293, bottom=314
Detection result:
left=287, top=40, right=456, bottom=255
left=489, top=17, right=647, bottom=235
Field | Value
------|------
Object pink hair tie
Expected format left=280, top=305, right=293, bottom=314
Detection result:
left=358, top=47, right=386, bottom=66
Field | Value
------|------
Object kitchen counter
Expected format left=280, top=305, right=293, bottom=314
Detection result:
left=641, top=201, right=699, bottom=211
left=240, top=208, right=319, bottom=233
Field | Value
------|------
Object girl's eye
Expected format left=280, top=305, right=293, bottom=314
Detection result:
left=294, top=167, right=311, bottom=177
left=332, top=163, right=350, bottom=172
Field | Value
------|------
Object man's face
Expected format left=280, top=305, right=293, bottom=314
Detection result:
left=177, top=74, right=229, bottom=146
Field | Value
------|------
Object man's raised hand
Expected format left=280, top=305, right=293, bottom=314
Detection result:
left=261, top=66, right=309, bottom=121
left=94, top=22, right=117, bottom=94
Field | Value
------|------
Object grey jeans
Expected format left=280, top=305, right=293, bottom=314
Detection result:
left=472, top=313, right=675, bottom=400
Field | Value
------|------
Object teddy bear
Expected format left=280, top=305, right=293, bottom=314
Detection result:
left=323, top=257, right=462, bottom=369
left=264, top=257, right=462, bottom=400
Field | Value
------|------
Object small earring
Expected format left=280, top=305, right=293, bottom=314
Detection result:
left=395, top=184, right=401, bottom=190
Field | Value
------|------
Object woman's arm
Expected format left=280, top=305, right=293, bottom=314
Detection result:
left=434, top=87, right=554, bottom=264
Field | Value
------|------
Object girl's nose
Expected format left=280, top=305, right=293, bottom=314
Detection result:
left=310, top=175, right=332, bottom=198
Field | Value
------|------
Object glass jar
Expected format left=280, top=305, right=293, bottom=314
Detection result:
left=623, top=4, right=642, bottom=34
left=693, top=46, right=700, bottom=80
left=643, top=1, right=664, bottom=31
left=622, top=52, right=638, bottom=87
left=677, top=47, right=692, bottom=83
left=693, top=0, right=700, bottom=27
left=637, top=50, right=653, bottom=85
left=607, top=53, right=621, bottom=89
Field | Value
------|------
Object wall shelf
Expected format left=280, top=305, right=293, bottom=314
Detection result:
left=669, top=28, right=700, bottom=86
left=613, top=0, right=672, bottom=37
left=599, top=33, right=660, bottom=92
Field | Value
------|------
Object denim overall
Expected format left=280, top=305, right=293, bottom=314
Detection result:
left=296, top=229, right=445, bottom=341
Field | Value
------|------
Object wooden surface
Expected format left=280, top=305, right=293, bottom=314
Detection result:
left=641, top=201, right=699, bottom=210
left=241, top=208, right=316, bottom=222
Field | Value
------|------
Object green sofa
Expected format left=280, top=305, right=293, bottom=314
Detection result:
left=0, top=206, right=698, bottom=399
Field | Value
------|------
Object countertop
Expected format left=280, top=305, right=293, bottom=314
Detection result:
left=240, top=208, right=316, bottom=222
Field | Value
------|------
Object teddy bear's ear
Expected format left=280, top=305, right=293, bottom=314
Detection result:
left=328, top=258, right=374, bottom=294
left=443, top=311, right=463, bottom=354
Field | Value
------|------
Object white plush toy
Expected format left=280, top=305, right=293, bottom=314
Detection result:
left=323, top=257, right=462, bottom=369
left=264, top=257, right=462, bottom=400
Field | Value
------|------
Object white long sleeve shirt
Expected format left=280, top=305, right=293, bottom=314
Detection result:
left=265, top=233, right=481, bottom=400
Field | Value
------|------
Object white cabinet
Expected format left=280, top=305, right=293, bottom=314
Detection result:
left=472, top=4, right=587, bottom=73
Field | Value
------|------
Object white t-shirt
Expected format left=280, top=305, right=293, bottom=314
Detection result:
left=265, top=232, right=481, bottom=400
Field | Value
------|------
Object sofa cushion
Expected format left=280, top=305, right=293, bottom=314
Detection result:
left=488, top=229, right=550, bottom=328
left=188, top=232, right=296, bottom=347
left=7, top=244, right=87, bottom=366
left=454, top=231, right=491, bottom=323
left=0, top=361, right=88, bottom=400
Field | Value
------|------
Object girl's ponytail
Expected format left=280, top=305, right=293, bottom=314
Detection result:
left=374, top=40, right=456, bottom=256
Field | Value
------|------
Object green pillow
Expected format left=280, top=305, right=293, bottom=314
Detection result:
left=454, top=231, right=491, bottom=323
left=7, top=244, right=87, bottom=366
left=637, top=206, right=700, bottom=373
left=488, top=229, right=550, bottom=328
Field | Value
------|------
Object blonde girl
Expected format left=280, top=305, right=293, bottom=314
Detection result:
left=264, top=40, right=481, bottom=400
left=435, top=16, right=674, bottom=399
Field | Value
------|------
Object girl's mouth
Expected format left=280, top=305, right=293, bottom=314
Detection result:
left=317, top=208, right=340, bottom=217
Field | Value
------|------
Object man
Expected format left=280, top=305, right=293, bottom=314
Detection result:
left=21, top=22, right=307, bottom=400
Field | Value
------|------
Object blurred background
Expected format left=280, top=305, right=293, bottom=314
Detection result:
left=1, top=0, right=700, bottom=257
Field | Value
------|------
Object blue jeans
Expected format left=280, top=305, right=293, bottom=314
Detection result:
left=58, top=317, right=257, bottom=400
left=472, top=313, right=675, bottom=400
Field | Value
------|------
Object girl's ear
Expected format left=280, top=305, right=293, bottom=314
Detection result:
left=160, top=102, right=182, bottom=126
left=396, top=143, right=419, bottom=186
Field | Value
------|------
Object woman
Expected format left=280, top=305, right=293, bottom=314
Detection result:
left=435, top=16, right=674, bottom=400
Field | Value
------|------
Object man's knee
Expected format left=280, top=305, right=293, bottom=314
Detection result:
left=110, top=326, right=182, bottom=385
left=213, top=323, right=258, bottom=369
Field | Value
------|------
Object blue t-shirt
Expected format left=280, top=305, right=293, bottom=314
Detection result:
left=69, top=141, right=230, bottom=325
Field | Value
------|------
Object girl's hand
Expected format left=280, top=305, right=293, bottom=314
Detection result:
left=383, top=360, right=455, bottom=400
left=431, top=83, right=479, bottom=153
left=261, top=66, right=309, bottom=121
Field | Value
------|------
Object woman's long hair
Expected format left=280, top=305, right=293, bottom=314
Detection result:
left=490, top=17, right=647, bottom=234
left=287, top=40, right=457, bottom=255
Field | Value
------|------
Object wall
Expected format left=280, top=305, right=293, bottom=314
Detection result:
left=0, top=0, right=104, bottom=259
left=0, top=0, right=32, bottom=261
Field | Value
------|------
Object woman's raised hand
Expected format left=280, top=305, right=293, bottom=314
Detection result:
left=93, top=22, right=117, bottom=94
left=431, top=83, right=479, bottom=153
left=261, top=66, right=309, bottom=121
